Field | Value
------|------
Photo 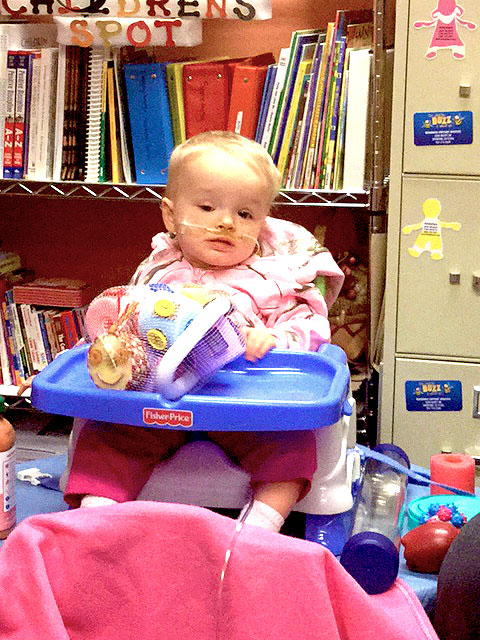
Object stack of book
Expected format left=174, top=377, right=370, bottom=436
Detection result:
left=0, top=13, right=378, bottom=191
left=0, top=274, right=92, bottom=386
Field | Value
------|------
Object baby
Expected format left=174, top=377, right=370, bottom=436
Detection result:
left=51, top=132, right=345, bottom=532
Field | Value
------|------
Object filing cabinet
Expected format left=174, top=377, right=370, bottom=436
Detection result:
left=381, top=0, right=480, bottom=467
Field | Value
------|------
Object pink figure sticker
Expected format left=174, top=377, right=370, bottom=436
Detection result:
left=414, top=0, right=476, bottom=60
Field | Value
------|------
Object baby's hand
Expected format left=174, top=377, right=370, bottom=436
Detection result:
left=17, top=375, right=36, bottom=396
left=243, top=327, right=277, bottom=362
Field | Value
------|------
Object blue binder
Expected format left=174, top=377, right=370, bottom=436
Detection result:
left=123, top=62, right=174, bottom=185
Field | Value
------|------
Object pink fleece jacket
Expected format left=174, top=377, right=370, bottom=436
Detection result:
left=130, top=217, right=345, bottom=351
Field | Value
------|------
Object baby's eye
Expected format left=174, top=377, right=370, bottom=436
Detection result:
left=199, top=204, right=214, bottom=212
left=238, top=210, right=252, bottom=219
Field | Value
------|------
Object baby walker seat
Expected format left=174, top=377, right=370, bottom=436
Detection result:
left=32, top=341, right=357, bottom=522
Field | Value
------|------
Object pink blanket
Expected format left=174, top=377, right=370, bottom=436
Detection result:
left=0, top=502, right=438, bottom=640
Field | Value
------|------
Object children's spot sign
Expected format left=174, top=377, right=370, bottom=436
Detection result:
left=402, top=198, right=461, bottom=260
left=414, top=111, right=473, bottom=146
left=405, top=380, right=463, bottom=412
left=413, top=1, right=476, bottom=60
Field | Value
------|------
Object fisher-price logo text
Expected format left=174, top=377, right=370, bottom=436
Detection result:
left=143, top=408, right=193, bottom=428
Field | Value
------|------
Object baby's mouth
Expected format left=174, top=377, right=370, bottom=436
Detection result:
left=207, top=236, right=235, bottom=247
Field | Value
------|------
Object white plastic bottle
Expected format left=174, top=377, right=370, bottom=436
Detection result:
left=0, top=396, right=16, bottom=539
left=340, top=444, right=410, bottom=594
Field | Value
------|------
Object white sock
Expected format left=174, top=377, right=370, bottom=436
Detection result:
left=239, top=500, right=285, bottom=532
left=81, top=495, right=119, bottom=508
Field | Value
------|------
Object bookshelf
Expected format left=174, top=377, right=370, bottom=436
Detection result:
left=1, top=0, right=393, bottom=429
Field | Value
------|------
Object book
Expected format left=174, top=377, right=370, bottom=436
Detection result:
left=292, top=40, right=323, bottom=189
left=35, top=47, right=59, bottom=181
left=313, top=9, right=373, bottom=190
left=51, top=310, right=68, bottom=353
left=52, top=43, right=67, bottom=182
left=3, top=52, right=17, bottom=179
left=36, top=308, right=52, bottom=365
left=13, top=277, right=93, bottom=307
left=4, top=289, right=29, bottom=381
left=0, top=282, right=12, bottom=385
left=227, top=55, right=274, bottom=139
left=332, top=23, right=373, bottom=190
left=254, top=63, right=276, bottom=143
left=332, top=65, right=349, bottom=191
left=60, top=308, right=79, bottom=348
left=269, top=29, right=322, bottom=163
left=25, top=50, right=42, bottom=179
left=260, top=47, right=289, bottom=150
left=12, top=51, right=31, bottom=180
left=316, top=36, right=347, bottom=189
left=43, top=308, right=61, bottom=359
left=342, top=47, right=372, bottom=190
left=276, top=41, right=316, bottom=179
left=123, top=61, right=174, bottom=185
left=0, top=293, right=16, bottom=384
left=19, top=304, right=41, bottom=372
left=166, top=60, right=188, bottom=147
left=182, top=60, right=231, bottom=138
left=301, top=24, right=334, bottom=188
left=61, top=45, right=89, bottom=181
left=112, top=47, right=134, bottom=184
left=284, top=73, right=311, bottom=189
left=107, top=59, right=124, bottom=184
left=0, top=30, right=9, bottom=173
left=85, top=47, right=108, bottom=183
left=98, top=59, right=109, bottom=183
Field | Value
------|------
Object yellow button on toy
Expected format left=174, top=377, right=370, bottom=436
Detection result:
left=154, top=299, right=175, bottom=317
left=146, top=329, right=168, bottom=351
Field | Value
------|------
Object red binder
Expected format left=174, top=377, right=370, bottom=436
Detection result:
left=182, top=60, right=234, bottom=138
left=227, top=64, right=269, bottom=139
left=182, top=55, right=273, bottom=139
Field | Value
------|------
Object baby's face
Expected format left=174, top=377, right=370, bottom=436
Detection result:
left=162, top=149, right=272, bottom=268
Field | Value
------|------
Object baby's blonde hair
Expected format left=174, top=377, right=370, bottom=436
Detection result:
left=166, top=131, right=282, bottom=202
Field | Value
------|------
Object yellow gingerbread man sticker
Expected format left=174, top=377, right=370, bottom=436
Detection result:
left=402, top=198, right=461, bottom=260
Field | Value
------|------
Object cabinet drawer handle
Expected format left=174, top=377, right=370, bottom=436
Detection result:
left=473, top=386, right=480, bottom=419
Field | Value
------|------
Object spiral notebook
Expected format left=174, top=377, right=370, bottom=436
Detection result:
left=84, top=47, right=109, bottom=183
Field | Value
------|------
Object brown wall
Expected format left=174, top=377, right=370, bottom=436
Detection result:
left=2, top=0, right=392, bottom=293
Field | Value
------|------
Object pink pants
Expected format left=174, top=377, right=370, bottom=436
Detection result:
left=64, top=420, right=317, bottom=508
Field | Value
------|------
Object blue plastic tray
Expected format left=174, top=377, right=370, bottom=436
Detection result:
left=31, top=343, right=351, bottom=431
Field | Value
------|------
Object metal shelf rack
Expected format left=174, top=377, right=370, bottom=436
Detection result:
left=0, top=178, right=370, bottom=208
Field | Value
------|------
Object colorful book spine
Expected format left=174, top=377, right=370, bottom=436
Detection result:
left=19, top=303, right=38, bottom=372
left=3, top=52, right=17, bottom=179
left=260, top=47, right=289, bottom=150
left=284, top=73, right=311, bottom=189
left=316, top=37, right=347, bottom=189
left=0, top=297, right=16, bottom=385
left=5, top=290, right=28, bottom=381
left=35, top=47, right=59, bottom=181
left=270, top=30, right=321, bottom=164
left=25, top=50, right=42, bottom=179
left=61, top=309, right=78, bottom=348
left=0, top=302, right=12, bottom=386
left=332, top=63, right=350, bottom=191
left=12, top=51, right=30, bottom=180
left=255, top=63, right=276, bottom=143
left=292, top=41, right=322, bottom=189
left=276, top=43, right=315, bottom=179
left=302, top=24, right=334, bottom=188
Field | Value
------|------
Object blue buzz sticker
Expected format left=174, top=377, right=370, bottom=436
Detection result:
left=405, top=380, right=462, bottom=412
left=413, top=111, right=473, bottom=146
